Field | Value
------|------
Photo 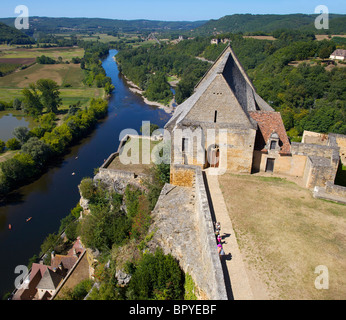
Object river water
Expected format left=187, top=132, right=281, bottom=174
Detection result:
left=0, top=49, right=170, bottom=297
left=0, top=112, right=35, bottom=142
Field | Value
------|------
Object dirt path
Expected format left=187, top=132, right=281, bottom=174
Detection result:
left=204, top=169, right=254, bottom=300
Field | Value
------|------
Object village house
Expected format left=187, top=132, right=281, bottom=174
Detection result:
left=12, top=237, right=87, bottom=300
left=329, top=49, right=346, bottom=61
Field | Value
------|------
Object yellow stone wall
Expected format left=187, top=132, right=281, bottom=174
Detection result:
left=170, top=165, right=196, bottom=187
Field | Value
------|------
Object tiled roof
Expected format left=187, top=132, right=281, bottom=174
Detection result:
left=249, top=111, right=291, bottom=155
left=51, top=254, right=78, bottom=271
left=67, top=236, right=85, bottom=256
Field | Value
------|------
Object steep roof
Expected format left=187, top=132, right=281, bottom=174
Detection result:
left=36, top=268, right=63, bottom=291
left=249, top=111, right=291, bottom=155
left=165, top=44, right=273, bottom=130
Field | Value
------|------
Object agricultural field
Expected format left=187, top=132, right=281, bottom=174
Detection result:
left=0, top=46, right=84, bottom=61
left=0, top=46, right=104, bottom=109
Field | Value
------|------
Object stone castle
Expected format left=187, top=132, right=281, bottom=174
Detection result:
left=165, top=44, right=345, bottom=200
left=88, top=44, right=345, bottom=300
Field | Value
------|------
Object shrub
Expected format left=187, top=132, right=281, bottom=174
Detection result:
left=6, top=137, right=21, bottom=150
left=128, top=249, right=184, bottom=300
left=13, top=126, right=30, bottom=144
left=0, top=139, right=5, bottom=153
left=79, top=177, right=95, bottom=200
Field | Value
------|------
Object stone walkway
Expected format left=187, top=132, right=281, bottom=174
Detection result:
left=204, top=169, right=254, bottom=300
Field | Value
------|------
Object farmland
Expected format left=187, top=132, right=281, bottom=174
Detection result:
left=0, top=46, right=84, bottom=61
left=0, top=46, right=104, bottom=108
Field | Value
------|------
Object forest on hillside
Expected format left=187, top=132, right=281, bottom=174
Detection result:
left=0, top=22, right=35, bottom=44
left=193, top=13, right=346, bottom=35
left=116, top=30, right=346, bottom=137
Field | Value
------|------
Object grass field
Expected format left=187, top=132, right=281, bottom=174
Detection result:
left=0, top=63, right=85, bottom=88
left=0, top=46, right=104, bottom=109
left=0, top=87, right=104, bottom=108
left=0, top=46, right=84, bottom=62
left=219, top=172, right=346, bottom=300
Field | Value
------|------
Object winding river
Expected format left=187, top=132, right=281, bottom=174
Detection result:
left=0, top=49, right=170, bottom=297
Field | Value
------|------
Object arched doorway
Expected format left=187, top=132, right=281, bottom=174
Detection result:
left=207, top=144, right=220, bottom=168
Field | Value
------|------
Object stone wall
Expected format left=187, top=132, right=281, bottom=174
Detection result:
left=291, top=142, right=339, bottom=163
left=252, top=150, right=307, bottom=177
left=302, top=130, right=328, bottom=145
left=329, top=133, right=346, bottom=165
left=164, top=164, right=228, bottom=300
left=325, top=181, right=346, bottom=198
left=170, top=123, right=256, bottom=174
left=95, top=166, right=146, bottom=194
left=170, top=164, right=196, bottom=187
left=194, top=167, right=228, bottom=300
left=303, top=156, right=338, bottom=189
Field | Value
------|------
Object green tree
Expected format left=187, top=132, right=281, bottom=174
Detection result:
left=40, top=112, right=57, bottom=131
left=21, top=137, right=51, bottom=166
left=128, top=249, right=184, bottom=300
left=6, top=137, right=21, bottom=150
left=13, top=126, right=30, bottom=144
left=22, top=83, right=43, bottom=116
left=36, top=79, right=62, bottom=113
left=0, top=139, right=5, bottom=153
left=79, top=177, right=95, bottom=200
left=0, top=153, right=36, bottom=187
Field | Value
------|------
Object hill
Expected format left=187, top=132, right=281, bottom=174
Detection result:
left=193, top=14, right=346, bottom=35
left=0, top=17, right=207, bottom=36
left=0, top=22, right=35, bottom=44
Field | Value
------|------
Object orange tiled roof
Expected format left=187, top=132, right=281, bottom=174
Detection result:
left=249, top=111, right=291, bottom=155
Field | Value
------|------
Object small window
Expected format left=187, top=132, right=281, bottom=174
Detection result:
left=214, top=110, right=217, bottom=123
left=270, top=140, right=277, bottom=150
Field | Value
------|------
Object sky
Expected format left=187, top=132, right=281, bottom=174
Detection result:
left=1, top=0, right=345, bottom=21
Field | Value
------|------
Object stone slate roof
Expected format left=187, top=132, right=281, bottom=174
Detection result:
left=249, top=111, right=291, bottom=155
left=165, top=44, right=273, bottom=130
left=331, top=49, right=346, bottom=57
left=36, top=268, right=63, bottom=291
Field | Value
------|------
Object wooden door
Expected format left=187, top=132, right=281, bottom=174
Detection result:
left=265, top=158, right=275, bottom=172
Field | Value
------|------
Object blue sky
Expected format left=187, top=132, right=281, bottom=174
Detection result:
left=1, top=0, right=345, bottom=21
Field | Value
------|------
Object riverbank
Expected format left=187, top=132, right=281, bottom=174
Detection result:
left=113, top=56, right=175, bottom=115
left=124, top=75, right=175, bottom=115
left=0, top=49, right=170, bottom=298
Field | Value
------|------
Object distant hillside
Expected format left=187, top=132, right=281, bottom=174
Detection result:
left=193, top=14, right=346, bottom=35
left=0, top=17, right=207, bottom=36
left=0, top=22, right=35, bottom=44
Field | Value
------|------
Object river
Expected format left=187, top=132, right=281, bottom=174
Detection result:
left=0, top=49, right=170, bottom=298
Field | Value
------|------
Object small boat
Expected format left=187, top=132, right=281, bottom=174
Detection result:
left=72, top=172, right=75, bottom=176
left=26, top=217, right=32, bottom=222
left=75, top=156, right=78, bottom=160
left=8, top=224, right=12, bottom=230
